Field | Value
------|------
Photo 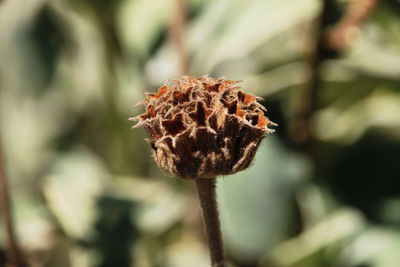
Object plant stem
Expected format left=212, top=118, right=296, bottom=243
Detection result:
left=194, top=178, right=225, bottom=267
left=0, top=132, right=26, bottom=267
left=169, top=0, right=189, bottom=75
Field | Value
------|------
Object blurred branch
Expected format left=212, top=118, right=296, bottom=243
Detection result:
left=289, top=0, right=332, bottom=150
left=0, top=128, right=27, bottom=267
left=326, top=0, right=379, bottom=50
left=289, top=0, right=378, bottom=150
left=169, top=0, right=189, bottom=75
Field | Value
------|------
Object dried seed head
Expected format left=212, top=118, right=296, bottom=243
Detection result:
left=130, top=76, right=276, bottom=179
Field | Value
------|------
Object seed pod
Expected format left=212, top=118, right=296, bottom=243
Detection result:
left=130, top=76, right=276, bottom=179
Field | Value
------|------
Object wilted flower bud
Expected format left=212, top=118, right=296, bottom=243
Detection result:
left=130, top=76, right=275, bottom=179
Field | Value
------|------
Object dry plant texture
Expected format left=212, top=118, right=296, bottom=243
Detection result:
left=131, top=76, right=275, bottom=179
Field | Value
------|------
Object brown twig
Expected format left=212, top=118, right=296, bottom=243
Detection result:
left=326, top=0, right=379, bottom=50
left=169, top=0, right=189, bottom=75
left=195, top=179, right=225, bottom=267
left=289, top=0, right=378, bottom=150
left=0, top=130, right=26, bottom=267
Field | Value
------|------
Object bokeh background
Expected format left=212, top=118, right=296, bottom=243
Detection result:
left=1, top=0, right=400, bottom=266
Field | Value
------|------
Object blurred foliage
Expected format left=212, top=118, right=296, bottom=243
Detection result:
left=1, top=0, right=400, bottom=266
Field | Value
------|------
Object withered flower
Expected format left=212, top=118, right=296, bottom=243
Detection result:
left=130, top=76, right=275, bottom=179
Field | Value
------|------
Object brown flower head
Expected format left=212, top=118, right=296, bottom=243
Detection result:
left=130, top=76, right=276, bottom=179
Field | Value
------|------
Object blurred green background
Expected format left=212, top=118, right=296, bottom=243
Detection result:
left=1, top=0, right=400, bottom=266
